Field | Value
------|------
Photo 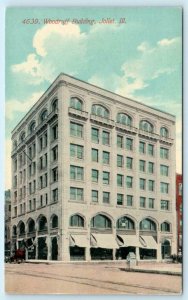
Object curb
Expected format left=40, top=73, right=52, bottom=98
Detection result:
left=120, top=268, right=182, bottom=276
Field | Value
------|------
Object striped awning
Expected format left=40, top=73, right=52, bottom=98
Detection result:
left=117, top=235, right=142, bottom=247
left=91, top=234, right=119, bottom=249
left=70, top=235, right=89, bottom=248
left=140, top=236, right=158, bottom=249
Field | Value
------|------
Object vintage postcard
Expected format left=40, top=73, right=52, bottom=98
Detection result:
left=5, top=7, right=182, bottom=295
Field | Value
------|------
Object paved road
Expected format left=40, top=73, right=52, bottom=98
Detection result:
left=5, top=262, right=182, bottom=295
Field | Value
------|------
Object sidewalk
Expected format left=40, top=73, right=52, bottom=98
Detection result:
left=121, top=262, right=182, bottom=276
left=24, top=259, right=182, bottom=276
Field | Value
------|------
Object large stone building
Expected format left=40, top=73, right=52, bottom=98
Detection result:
left=10, top=73, right=177, bottom=261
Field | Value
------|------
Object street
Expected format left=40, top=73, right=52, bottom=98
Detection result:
left=5, top=262, right=182, bottom=295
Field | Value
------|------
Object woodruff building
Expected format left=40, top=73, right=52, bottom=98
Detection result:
left=11, top=73, right=177, bottom=261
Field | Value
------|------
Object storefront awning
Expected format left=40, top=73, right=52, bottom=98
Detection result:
left=70, top=235, right=89, bottom=248
left=140, top=235, right=158, bottom=249
left=91, top=234, right=119, bottom=249
left=117, top=234, right=142, bottom=247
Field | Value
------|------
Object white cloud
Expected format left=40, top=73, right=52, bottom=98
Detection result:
left=6, top=91, right=43, bottom=120
left=33, top=23, right=85, bottom=57
left=157, top=38, right=178, bottom=47
left=11, top=23, right=87, bottom=84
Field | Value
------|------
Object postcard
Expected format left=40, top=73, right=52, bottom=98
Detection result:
left=4, top=6, right=182, bottom=295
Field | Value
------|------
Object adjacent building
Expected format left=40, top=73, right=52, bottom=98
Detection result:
left=176, top=173, right=182, bottom=253
left=5, top=189, right=11, bottom=255
left=10, top=73, right=177, bottom=261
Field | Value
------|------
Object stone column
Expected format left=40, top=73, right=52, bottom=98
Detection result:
left=47, top=236, right=51, bottom=260
left=136, top=247, right=140, bottom=261
left=85, top=246, right=91, bottom=261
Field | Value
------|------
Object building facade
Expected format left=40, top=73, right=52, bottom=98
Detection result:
left=11, top=73, right=177, bottom=261
left=176, top=174, right=182, bottom=253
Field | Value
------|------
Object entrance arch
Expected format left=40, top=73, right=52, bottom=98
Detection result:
left=161, top=240, right=171, bottom=259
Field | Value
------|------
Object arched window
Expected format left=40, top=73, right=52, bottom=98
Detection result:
left=70, top=97, right=83, bottom=111
left=38, top=216, right=47, bottom=231
left=116, top=216, right=135, bottom=229
left=70, top=214, right=84, bottom=227
left=20, top=132, right=26, bottom=142
left=52, top=99, right=58, bottom=112
left=160, top=127, right=169, bottom=138
left=29, top=121, right=36, bottom=134
left=18, top=222, right=25, bottom=235
left=161, top=222, right=170, bottom=232
left=139, top=120, right=154, bottom=133
left=117, top=113, right=132, bottom=126
left=91, top=104, right=109, bottom=119
left=51, top=215, right=58, bottom=228
left=28, top=219, right=35, bottom=233
left=40, top=110, right=48, bottom=123
left=140, top=218, right=156, bottom=231
left=12, top=225, right=17, bottom=236
left=91, top=214, right=112, bottom=229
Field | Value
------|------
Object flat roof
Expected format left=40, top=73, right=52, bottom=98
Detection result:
left=11, top=72, right=176, bottom=135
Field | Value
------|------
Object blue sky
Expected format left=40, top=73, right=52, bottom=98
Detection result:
left=5, top=7, right=182, bottom=188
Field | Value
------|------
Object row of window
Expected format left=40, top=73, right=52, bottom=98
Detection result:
left=70, top=98, right=170, bottom=137
left=13, top=166, right=58, bottom=190
left=12, top=214, right=171, bottom=235
left=69, top=187, right=170, bottom=210
left=13, top=188, right=58, bottom=217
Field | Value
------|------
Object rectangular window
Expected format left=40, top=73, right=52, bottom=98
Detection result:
left=102, top=131, right=110, bottom=145
left=139, top=160, right=145, bottom=172
left=117, top=193, right=124, bottom=205
left=70, top=165, right=84, bottom=181
left=52, top=167, right=58, bottom=182
left=39, top=136, right=43, bottom=151
left=52, top=146, right=58, bottom=161
left=149, top=198, right=155, bottom=209
left=126, top=138, right=133, bottom=150
left=92, top=190, right=98, bottom=202
left=148, top=162, right=154, bottom=174
left=126, top=157, right=133, bottom=169
left=103, top=192, right=110, bottom=204
left=140, top=178, right=146, bottom=190
left=51, top=124, right=58, bottom=140
left=126, top=176, right=133, bottom=188
left=29, top=200, right=32, bottom=211
left=43, top=132, right=48, bottom=148
left=92, top=169, right=99, bottom=183
left=139, top=141, right=145, bottom=154
left=92, top=148, right=98, bottom=162
left=117, top=135, right=123, bottom=148
left=70, top=187, right=84, bottom=201
left=148, top=144, right=154, bottom=156
left=70, top=122, right=83, bottom=138
left=160, top=165, right=169, bottom=176
left=91, top=128, right=99, bottom=143
left=52, top=188, right=58, bottom=203
left=117, top=174, right=123, bottom=187
left=161, top=200, right=169, bottom=210
left=160, top=182, right=169, bottom=194
left=40, top=195, right=43, bottom=207
left=127, top=195, right=133, bottom=207
left=45, top=193, right=48, bottom=205
left=160, top=147, right=169, bottom=159
left=70, top=144, right=84, bottom=159
left=44, top=173, right=48, bottom=188
left=117, top=155, right=123, bottom=167
left=103, top=171, right=110, bottom=185
left=14, top=159, right=17, bottom=172
left=140, top=197, right=146, bottom=208
left=148, top=180, right=155, bottom=192
left=103, top=151, right=110, bottom=164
